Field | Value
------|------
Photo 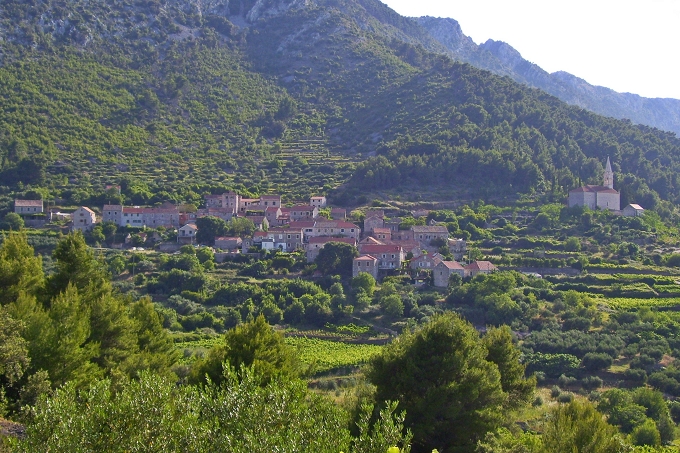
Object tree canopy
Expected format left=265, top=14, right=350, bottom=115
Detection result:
left=366, top=313, right=530, bottom=453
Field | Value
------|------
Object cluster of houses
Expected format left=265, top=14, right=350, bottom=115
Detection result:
left=349, top=209, right=495, bottom=287
left=13, top=193, right=490, bottom=287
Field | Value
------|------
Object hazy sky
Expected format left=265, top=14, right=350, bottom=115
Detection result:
left=381, top=0, right=680, bottom=100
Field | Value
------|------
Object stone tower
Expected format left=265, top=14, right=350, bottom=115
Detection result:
left=603, top=156, right=614, bottom=189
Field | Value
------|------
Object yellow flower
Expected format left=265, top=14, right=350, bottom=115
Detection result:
left=387, top=448, right=400, bottom=453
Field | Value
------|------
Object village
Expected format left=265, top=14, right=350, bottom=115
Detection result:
left=12, top=188, right=505, bottom=287
left=10, top=158, right=647, bottom=287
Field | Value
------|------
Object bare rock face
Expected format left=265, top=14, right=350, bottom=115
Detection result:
left=417, top=17, right=680, bottom=136
left=0, top=418, right=25, bottom=440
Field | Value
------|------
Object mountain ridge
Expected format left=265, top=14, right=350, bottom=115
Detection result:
left=1, top=0, right=680, bottom=212
left=415, top=16, right=680, bottom=136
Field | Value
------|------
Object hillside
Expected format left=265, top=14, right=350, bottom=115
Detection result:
left=416, top=16, right=680, bottom=137
left=1, top=0, right=680, bottom=210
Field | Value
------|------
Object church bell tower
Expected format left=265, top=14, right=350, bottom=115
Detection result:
left=604, top=157, right=614, bottom=189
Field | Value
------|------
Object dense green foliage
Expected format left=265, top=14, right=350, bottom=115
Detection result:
left=1, top=0, right=680, bottom=209
left=9, top=370, right=408, bottom=453
left=367, top=313, right=534, bottom=453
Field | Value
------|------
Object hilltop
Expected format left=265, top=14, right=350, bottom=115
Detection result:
left=416, top=16, right=680, bottom=137
left=0, top=0, right=679, bottom=213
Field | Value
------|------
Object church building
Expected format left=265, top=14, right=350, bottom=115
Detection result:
left=568, top=157, right=620, bottom=211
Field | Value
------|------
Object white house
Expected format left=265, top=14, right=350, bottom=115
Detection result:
left=72, top=206, right=97, bottom=231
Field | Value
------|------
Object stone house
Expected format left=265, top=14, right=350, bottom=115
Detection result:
left=307, top=220, right=361, bottom=240
left=282, top=205, right=318, bottom=221
left=178, top=223, right=197, bottom=243
left=330, top=208, right=346, bottom=220
left=433, top=261, right=466, bottom=287
left=371, top=228, right=392, bottom=241
left=623, top=204, right=644, bottom=217
left=14, top=199, right=44, bottom=215
left=214, top=236, right=242, bottom=250
left=238, top=198, right=259, bottom=214
left=353, top=255, right=379, bottom=279
left=409, top=253, right=443, bottom=270
left=364, top=212, right=384, bottom=233
left=358, top=244, right=404, bottom=270
left=103, top=205, right=179, bottom=228
left=391, top=229, right=414, bottom=241
left=384, top=218, right=402, bottom=232
left=411, top=225, right=449, bottom=244
left=306, top=236, right=357, bottom=262
left=464, top=261, right=497, bottom=278
left=267, top=228, right=304, bottom=252
left=448, top=238, right=467, bottom=260
left=310, top=196, right=327, bottom=208
left=259, top=194, right=281, bottom=208
left=265, top=206, right=282, bottom=224
left=72, top=206, right=97, bottom=231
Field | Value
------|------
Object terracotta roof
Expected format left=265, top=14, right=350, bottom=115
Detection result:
left=180, top=224, right=198, bottom=230
left=569, top=185, right=618, bottom=194
left=465, top=261, right=497, bottom=271
left=265, top=206, right=280, bottom=213
left=372, top=228, right=391, bottom=234
left=314, top=220, right=359, bottom=229
left=355, top=254, right=378, bottom=261
left=288, top=221, right=315, bottom=228
left=310, top=196, right=325, bottom=200
left=14, top=199, right=43, bottom=207
left=268, top=228, right=302, bottom=234
left=103, top=204, right=122, bottom=210
left=626, top=204, right=644, bottom=210
left=79, top=206, right=96, bottom=214
left=439, top=261, right=464, bottom=270
left=253, top=231, right=268, bottom=238
left=411, top=225, right=448, bottom=233
left=361, top=237, right=385, bottom=245
left=308, top=237, right=357, bottom=245
left=359, top=244, right=402, bottom=254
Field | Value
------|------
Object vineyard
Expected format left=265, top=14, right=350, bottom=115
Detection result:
left=596, top=297, right=680, bottom=310
left=285, top=337, right=382, bottom=374
left=175, top=333, right=383, bottom=373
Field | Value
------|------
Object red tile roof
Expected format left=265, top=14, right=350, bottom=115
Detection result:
left=359, top=244, right=402, bottom=254
left=14, top=199, right=43, bottom=207
left=569, top=185, right=618, bottom=194
left=308, top=237, right=357, bottom=245
left=464, top=261, right=497, bottom=271
left=355, top=254, right=378, bottom=261
left=440, top=261, right=464, bottom=270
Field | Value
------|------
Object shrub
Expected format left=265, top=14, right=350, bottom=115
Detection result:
left=581, top=376, right=603, bottom=391
left=581, top=352, right=613, bottom=372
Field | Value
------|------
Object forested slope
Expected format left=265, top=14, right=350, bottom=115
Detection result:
left=0, top=0, right=679, bottom=209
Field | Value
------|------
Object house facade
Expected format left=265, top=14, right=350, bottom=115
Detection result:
left=72, top=206, right=97, bottom=231
left=267, top=228, right=304, bottom=252
left=14, top=199, right=43, bottom=215
left=353, top=255, right=379, bottom=279
left=433, top=261, right=466, bottom=287
left=464, top=261, right=497, bottom=278
left=411, top=225, right=449, bottom=244
left=358, top=244, right=404, bottom=270
left=623, top=204, right=644, bottom=217
left=103, top=205, right=180, bottom=228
